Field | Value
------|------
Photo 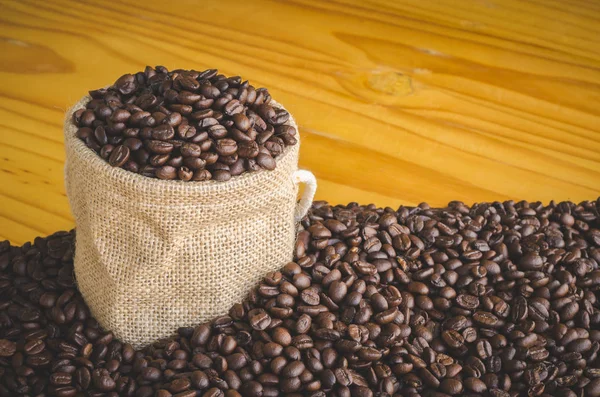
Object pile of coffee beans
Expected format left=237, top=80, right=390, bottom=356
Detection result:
left=72, top=66, right=297, bottom=182
left=1, top=199, right=600, bottom=397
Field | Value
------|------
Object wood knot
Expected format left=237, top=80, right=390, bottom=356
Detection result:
left=367, top=71, right=413, bottom=97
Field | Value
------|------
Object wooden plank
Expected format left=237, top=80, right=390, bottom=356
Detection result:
left=0, top=0, right=598, bottom=244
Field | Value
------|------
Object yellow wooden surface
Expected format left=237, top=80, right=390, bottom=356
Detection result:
left=0, top=0, right=599, bottom=245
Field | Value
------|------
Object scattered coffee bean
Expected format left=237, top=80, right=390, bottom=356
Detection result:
left=1, top=199, right=600, bottom=395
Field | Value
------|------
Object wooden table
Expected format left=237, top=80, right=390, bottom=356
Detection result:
left=0, top=0, right=599, bottom=245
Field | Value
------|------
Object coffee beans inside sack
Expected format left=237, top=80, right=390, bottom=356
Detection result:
left=73, top=66, right=298, bottom=182
left=1, top=199, right=599, bottom=396
left=64, top=67, right=317, bottom=348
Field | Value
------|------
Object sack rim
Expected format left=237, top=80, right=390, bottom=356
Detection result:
left=64, top=96, right=300, bottom=195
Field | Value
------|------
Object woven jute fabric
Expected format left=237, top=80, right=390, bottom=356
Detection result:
left=65, top=96, right=301, bottom=348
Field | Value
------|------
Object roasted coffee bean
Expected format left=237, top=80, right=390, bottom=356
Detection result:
left=145, top=139, right=174, bottom=154
left=465, top=376, right=487, bottom=392
left=232, top=114, right=251, bottom=131
left=213, top=170, right=232, bottom=182
left=476, top=339, right=493, bottom=359
left=156, top=165, right=178, bottom=180
left=215, top=139, right=238, bottom=156
left=108, top=145, right=130, bottom=167
left=177, top=91, right=201, bottom=105
left=440, top=378, right=463, bottom=395
left=123, top=137, right=143, bottom=151
left=176, top=124, right=196, bottom=141
left=111, top=108, right=131, bottom=123
left=2, top=199, right=600, bottom=395
left=75, top=67, right=298, bottom=180
left=256, top=104, right=276, bottom=122
left=442, top=330, right=464, bottom=349
left=177, top=167, right=193, bottom=181
left=238, top=141, right=259, bottom=158
left=456, top=294, right=479, bottom=310
left=168, top=155, right=185, bottom=167
left=150, top=153, right=170, bottom=166
left=0, top=339, right=16, bottom=357
left=272, top=109, right=290, bottom=125
left=224, top=99, right=244, bottom=116
left=76, top=127, right=93, bottom=140
left=182, top=156, right=207, bottom=170
left=181, top=143, right=202, bottom=157
left=192, top=169, right=212, bottom=181
left=24, top=339, right=45, bottom=355
left=256, top=152, right=276, bottom=170
left=473, top=311, right=499, bottom=327
left=152, top=124, right=176, bottom=140
left=115, top=73, right=136, bottom=95
left=94, top=126, right=108, bottom=145
left=587, top=378, right=600, bottom=397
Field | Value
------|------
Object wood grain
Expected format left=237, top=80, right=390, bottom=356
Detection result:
left=0, top=0, right=598, bottom=245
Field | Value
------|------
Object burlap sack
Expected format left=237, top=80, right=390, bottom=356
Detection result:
left=64, top=96, right=316, bottom=348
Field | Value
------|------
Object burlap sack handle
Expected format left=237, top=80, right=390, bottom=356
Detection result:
left=293, top=170, right=317, bottom=222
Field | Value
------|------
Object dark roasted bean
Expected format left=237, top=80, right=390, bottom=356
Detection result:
left=2, top=198, right=600, bottom=395
left=108, top=145, right=130, bottom=167
left=256, top=152, right=276, bottom=170
left=74, top=68, right=297, bottom=180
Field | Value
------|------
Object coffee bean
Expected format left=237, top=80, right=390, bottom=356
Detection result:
left=4, top=199, right=600, bottom=395
left=108, top=145, right=130, bottom=167
left=249, top=310, right=271, bottom=331
left=224, top=99, right=243, bottom=116
left=135, top=92, right=158, bottom=110
left=110, top=108, right=131, bottom=123
left=213, top=170, right=232, bottom=182
left=442, top=330, right=465, bottom=349
left=192, top=169, right=211, bottom=181
left=587, top=378, right=600, bottom=397
left=473, top=311, right=499, bottom=327
left=232, top=114, right=251, bottom=131
left=191, top=109, right=214, bottom=121
left=238, top=141, right=259, bottom=158
left=178, top=76, right=200, bottom=91
left=54, top=386, right=77, bottom=397
left=176, top=91, right=201, bottom=105
left=50, top=372, right=72, bottom=386
left=156, top=165, right=177, bottom=180
left=0, top=339, right=16, bottom=357
left=76, top=127, right=93, bottom=140
left=440, top=378, right=463, bottom=395
left=272, top=109, right=290, bottom=125
left=94, top=126, right=108, bottom=145
left=93, top=373, right=116, bottom=391
left=174, top=166, right=192, bottom=181
left=76, top=67, right=298, bottom=180
left=465, top=376, right=487, bottom=392
left=529, top=300, right=550, bottom=321
left=115, top=73, right=136, bottom=95
left=180, top=143, right=202, bottom=158
left=123, top=137, right=143, bottom=151
left=567, top=338, right=592, bottom=353
left=456, top=294, right=479, bottom=310
left=152, top=124, right=176, bottom=140
left=145, top=140, right=174, bottom=154
left=182, top=156, right=206, bottom=170
left=264, top=140, right=284, bottom=157
left=24, top=339, right=45, bottom=355
left=256, top=153, right=276, bottom=170
left=215, top=139, right=237, bottom=156
left=150, top=153, right=170, bottom=167
left=256, top=104, right=276, bottom=122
